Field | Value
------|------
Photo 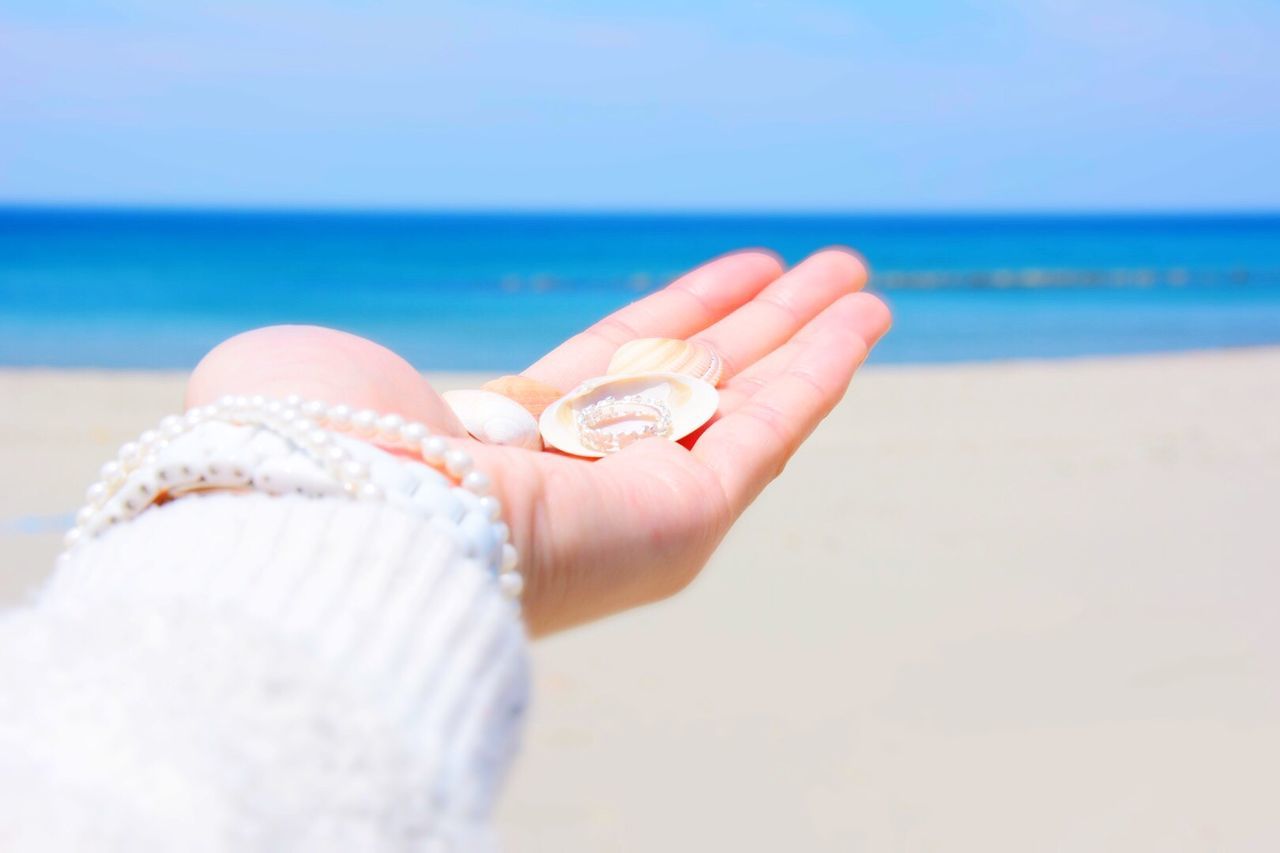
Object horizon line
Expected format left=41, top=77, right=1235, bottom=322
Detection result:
left=2, top=201, right=1280, bottom=219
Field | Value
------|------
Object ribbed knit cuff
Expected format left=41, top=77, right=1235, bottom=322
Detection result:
left=45, top=490, right=530, bottom=822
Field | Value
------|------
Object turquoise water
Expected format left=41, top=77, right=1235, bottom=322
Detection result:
left=2, top=209, right=1279, bottom=370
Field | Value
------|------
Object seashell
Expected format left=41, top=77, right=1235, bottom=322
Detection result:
left=442, top=389, right=542, bottom=451
left=607, top=338, right=724, bottom=387
left=480, top=375, right=563, bottom=418
left=539, top=372, right=719, bottom=458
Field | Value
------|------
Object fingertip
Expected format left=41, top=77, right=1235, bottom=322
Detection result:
left=714, top=247, right=786, bottom=279
left=808, top=293, right=892, bottom=355
left=817, top=244, right=870, bottom=265
left=803, top=247, right=871, bottom=291
left=847, top=291, right=893, bottom=346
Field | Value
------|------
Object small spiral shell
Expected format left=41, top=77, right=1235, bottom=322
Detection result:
left=480, top=375, right=564, bottom=418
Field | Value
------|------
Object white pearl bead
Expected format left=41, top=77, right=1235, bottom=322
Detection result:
left=494, top=521, right=509, bottom=543
left=63, top=527, right=83, bottom=548
left=501, top=542, right=519, bottom=572
left=283, top=394, right=304, bottom=407
left=217, top=394, right=238, bottom=409
left=75, top=506, right=96, bottom=526
left=352, top=409, right=378, bottom=437
left=400, top=422, right=427, bottom=444
left=86, top=481, right=109, bottom=506
left=159, top=414, right=183, bottom=431
left=499, top=572, right=524, bottom=598
left=478, top=495, right=502, bottom=520
left=444, top=449, right=473, bottom=478
left=233, top=395, right=250, bottom=409
left=377, top=414, right=405, bottom=441
left=117, top=442, right=142, bottom=467
left=358, top=482, right=384, bottom=501
left=301, top=399, right=326, bottom=418
left=462, top=470, right=490, bottom=495
left=249, top=394, right=267, bottom=408
left=138, top=429, right=161, bottom=447
left=343, top=460, right=369, bottom=481
left=326, top=404, right=352, bottom=429
left=421, top=436, right=448, bottom=463
left=99, top=460, right=122, bottom=482
left=308, top=429, right=331, bottom=446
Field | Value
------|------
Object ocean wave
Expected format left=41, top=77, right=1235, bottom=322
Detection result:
left=461, top=266, right=1280, bottom=294
left=868, top=266, right=1280, bottom=290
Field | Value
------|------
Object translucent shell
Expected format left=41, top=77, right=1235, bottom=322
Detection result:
left=539, top=372, right=719, bottom=458
left=442, top=389, right=543, bottom=451
left=480, top=374, right=563, bottom=418
left=607, top=338, right=724, bottom=387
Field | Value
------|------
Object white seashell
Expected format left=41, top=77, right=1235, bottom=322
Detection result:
left=442, top=389, right=543, bottom=451
left=607, top=338, right=724, bottom=387
left=539, top=372, right=719, bottom=458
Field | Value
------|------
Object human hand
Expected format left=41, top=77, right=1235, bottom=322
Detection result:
left=187, top=249, right=890, bottom=635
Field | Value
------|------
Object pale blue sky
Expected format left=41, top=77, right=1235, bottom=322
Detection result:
left=2, top=0, right=1277, bottom=210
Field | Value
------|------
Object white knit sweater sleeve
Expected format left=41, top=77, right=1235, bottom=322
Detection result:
left=0, top=491, right=530, bottom=852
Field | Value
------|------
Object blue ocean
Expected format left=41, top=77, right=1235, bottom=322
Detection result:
left=2, top=209, right=1279, bottom=371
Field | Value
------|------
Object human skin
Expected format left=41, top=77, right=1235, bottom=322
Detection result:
left=186, top=248, right=891, bottom=636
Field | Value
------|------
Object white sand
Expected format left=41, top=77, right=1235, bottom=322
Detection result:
left=3, top=349, right=1278, bottom=850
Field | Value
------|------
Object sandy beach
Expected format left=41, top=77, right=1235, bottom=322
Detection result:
left=3, top=349, right=1278, bottom=851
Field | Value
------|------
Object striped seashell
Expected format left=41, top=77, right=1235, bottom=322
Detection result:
left=480, top=375, right=564, bottom=418
left=606, top=338, right=724, bottom=387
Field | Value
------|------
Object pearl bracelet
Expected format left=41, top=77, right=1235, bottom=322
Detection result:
left=63, top=394, right=523, bottom=599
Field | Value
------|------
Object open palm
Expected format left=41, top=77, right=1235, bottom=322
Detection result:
left=187, top=249, right=890, bottom=635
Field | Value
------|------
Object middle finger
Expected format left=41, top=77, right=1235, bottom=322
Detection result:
left=691, top=248, right=869, bottom=382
